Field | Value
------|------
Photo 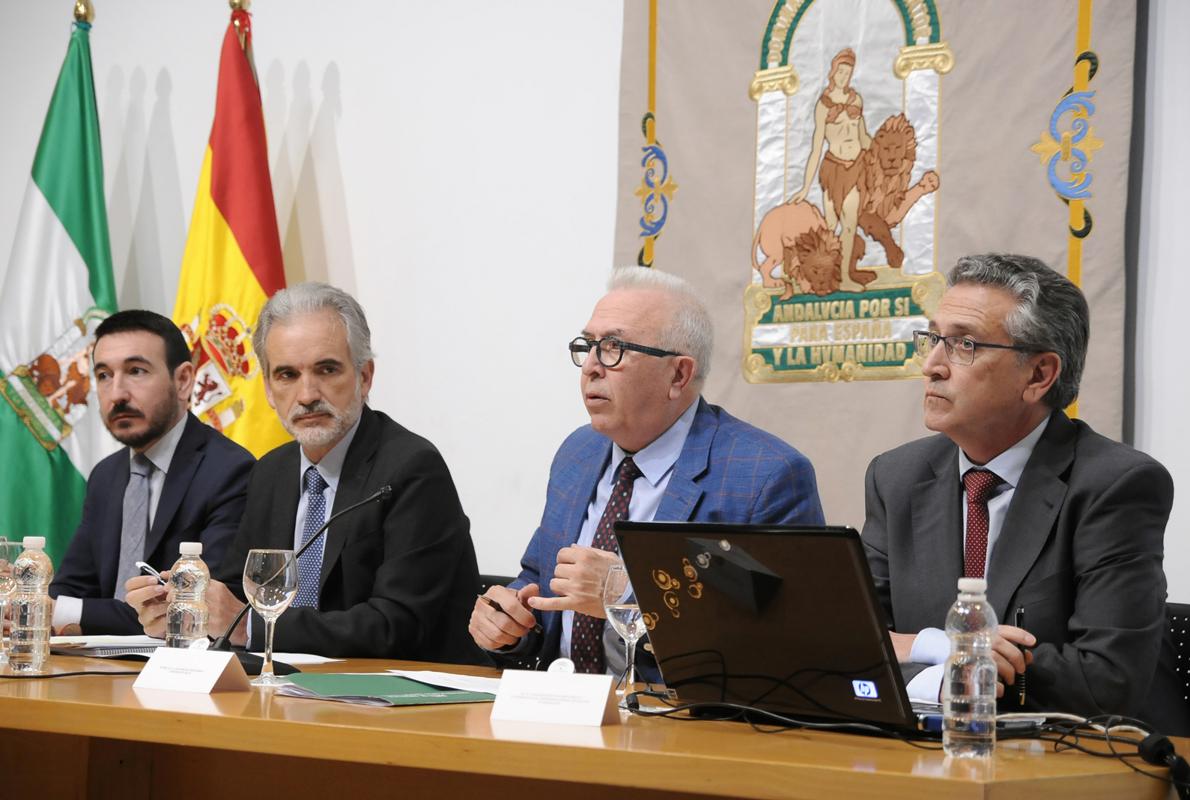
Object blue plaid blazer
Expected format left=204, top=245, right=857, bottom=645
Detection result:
left=507, top=398, right=824, bottom=678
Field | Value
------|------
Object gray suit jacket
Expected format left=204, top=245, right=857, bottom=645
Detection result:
left=862, top=410, right=1173, bottom=717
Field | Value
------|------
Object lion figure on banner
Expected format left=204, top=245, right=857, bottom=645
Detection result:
left=752, top=200, right=855, bottom=299
left=856, top=113, right=940, bottom=270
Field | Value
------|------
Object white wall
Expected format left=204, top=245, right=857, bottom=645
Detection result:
left=0, top=1, right=623, bottom=577
left=1, top=1, right=1186, bottom=597
left=1135, top=0, right=1189, bottom=602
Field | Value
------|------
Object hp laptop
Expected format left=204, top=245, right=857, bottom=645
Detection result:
left=614, top=522, right=924, bottom=731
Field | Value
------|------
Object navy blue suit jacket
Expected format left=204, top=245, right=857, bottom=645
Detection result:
left=50, top=413, right=254, bottom=634
left=504, top=398, right=824, bottom=679
left=214, top=407, right=486, bottom=664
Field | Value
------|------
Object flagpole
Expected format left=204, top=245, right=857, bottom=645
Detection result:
left=229, top=0, right=258, bottom=80
left=73, top=0, right=94, bottom=23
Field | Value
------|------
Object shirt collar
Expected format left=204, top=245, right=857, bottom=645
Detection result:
left=958, top=415, right=1050, bottom=489
left=137, top=412, right=188, bottom=475
left=298, top=414, right=362, bottom=494
left=610, top=399, right=699, bottom=487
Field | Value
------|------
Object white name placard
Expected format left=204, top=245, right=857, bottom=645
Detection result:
left=133, top=647, right=251, bottom=694
left=490, top=669, right=619, bottom=726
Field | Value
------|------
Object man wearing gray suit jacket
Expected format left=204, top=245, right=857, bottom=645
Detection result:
left=862, top=253, right=1173, bottom=717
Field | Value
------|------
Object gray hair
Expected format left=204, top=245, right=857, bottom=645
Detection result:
left=252, top=282, right=375, bottom=375
left=607, top=267, right=714, bottom=384
left=947, top=254, right=1088, bottom=409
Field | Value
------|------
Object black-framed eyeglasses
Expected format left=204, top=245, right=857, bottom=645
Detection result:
left=568, top=336, right=682, bottom=368
left=912, top=330, right=1038, bottom=366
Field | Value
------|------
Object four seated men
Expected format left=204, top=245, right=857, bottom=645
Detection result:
left=31, top=264, right=1172, bottom=722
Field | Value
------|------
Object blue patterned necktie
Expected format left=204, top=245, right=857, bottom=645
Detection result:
left=294, top=466, right=328, bottom=608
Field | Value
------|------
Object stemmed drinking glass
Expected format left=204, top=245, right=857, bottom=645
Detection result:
left=602, top=563, right=646, bottom=708
left=0, top=539, right=20, bottom=666
left=242, top=549, right=298, bottom=688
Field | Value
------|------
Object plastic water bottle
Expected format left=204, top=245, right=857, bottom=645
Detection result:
left=8, top=536, right=53, bottom=673
left=943, top=577, right=998, bottom=758
left=165, top=542, right=209, bottom=649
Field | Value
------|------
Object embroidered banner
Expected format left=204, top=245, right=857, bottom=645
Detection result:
left=614, top=0, right=1135, bottom=523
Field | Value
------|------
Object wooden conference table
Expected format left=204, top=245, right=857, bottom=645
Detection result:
left=0, top=656, right=1174, bottom=800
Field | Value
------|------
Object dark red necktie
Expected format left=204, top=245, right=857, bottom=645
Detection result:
left=571, top=457, right=642, bottom=674
left=963, top=469, right=1002, bottom=579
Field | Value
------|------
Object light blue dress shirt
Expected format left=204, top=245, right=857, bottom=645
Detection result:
left=558, top=399, right=699, bottom=661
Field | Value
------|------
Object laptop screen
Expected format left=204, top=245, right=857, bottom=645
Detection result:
left=615, top=522, right=918, bottom=729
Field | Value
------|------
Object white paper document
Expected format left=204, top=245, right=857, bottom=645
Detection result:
left=387, top=669, right=502, bottom=694
left=50, top=634, right=164, bottom=658
left=250, top=652, right=343, bottom=665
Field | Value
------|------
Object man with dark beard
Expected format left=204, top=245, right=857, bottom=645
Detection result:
left=125, top=283, right=484, bottom=663
left=49, top=310, right=255, bottom=635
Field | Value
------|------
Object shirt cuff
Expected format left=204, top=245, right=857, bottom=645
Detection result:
left=909, top=627, right=949, bottom=665
left=53, top=595, right=83, bottom=629
left=906, top=663, right=946, bottom=703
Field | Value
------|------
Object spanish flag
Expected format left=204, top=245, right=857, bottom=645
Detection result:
left=174, top=8, right=289, bottom=458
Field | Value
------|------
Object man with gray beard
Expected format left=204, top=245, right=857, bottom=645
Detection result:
left=125, top=283, right=484, bottom=663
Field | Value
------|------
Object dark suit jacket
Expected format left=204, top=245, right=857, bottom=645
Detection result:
left=49, top=413, right=254, bottom=634
left=215, top=406, right=485, bottom=665
left=501, top=398, right=824, bottom=677
left=862, top=410, right=1173, bottom=717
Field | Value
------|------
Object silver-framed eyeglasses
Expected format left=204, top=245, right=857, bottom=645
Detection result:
left=912, top=329, right=1038, bottom=366
left=569, top=336, right=681, bottom=368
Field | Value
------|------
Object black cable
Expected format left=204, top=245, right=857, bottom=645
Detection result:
left=624, top=690, right=943, bottom=749
left=0, top=670, right=140, bottom=679
left=1036, top=715, right=1190, bottom=795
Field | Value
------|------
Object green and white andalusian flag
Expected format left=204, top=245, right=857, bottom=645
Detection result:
left=0, top=21, right=118, bottom=565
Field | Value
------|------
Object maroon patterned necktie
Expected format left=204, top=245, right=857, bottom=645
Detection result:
left=963, top=469, right=1003, bottom=579
left=571, top=457, right=642, bottom=674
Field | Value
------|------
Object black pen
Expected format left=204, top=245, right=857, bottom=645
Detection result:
left=478, top=593, right=543, bottom=635
left=1014, top=606, right=1027, bottom=707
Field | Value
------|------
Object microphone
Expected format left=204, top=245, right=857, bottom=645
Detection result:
left=211, top=484, right=393, bottom=653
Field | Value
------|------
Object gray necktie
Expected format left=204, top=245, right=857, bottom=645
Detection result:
left=115, top=453, right=153, bottom=601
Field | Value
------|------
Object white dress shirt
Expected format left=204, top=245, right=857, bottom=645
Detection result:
left=905, top=415, right=1050, bottom=701
left=53, top=413, right=189, bottom=629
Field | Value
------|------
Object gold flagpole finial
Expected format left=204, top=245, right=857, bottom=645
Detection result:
left=73, top=0, right=94, bottom=23
left=230, top=0, right=251, bottom=10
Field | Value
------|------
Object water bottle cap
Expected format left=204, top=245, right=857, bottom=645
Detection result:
left=179, top=541, right=202, bottom=556
left=957, top=577, right=987, bottom=594
left=21, top=536, right=46, bottom=550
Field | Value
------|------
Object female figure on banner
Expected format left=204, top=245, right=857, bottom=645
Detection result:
left=789, top=48, right=877, bottom=291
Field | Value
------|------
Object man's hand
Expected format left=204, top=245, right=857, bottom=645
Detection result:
left=991, top=624, right=1035, bottom=687
left=124, top=573, right=169, bottom=638
left=889, top=631, right=917, bottom=662
left=469, top=584, right=539, bottom=651
left=205, top=580, right=248, bottom=647
left=527, top=546, right=621, bottom=618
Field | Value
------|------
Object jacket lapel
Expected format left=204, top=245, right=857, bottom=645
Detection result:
left=271, top=444, right=303, bottom=549
left=101, top=454, right=133, bottom=592
left=562, top=435, right=612, bottom=546
left=986, top=411, right=1071, bottom=617
left=320, top=408, right=379, bottom=589
left=146, top=414, right=203, bottom=558
left=654, top=398, right=711, bottom=522
left=909, top=444, right=963, bottom=616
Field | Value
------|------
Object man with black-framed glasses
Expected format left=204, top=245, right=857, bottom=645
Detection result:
left=862, top=253, right=1173, bottom=721
left=470, top=267, right=824, bottom=677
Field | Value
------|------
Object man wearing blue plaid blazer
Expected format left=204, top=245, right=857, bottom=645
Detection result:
left=469, top=268, right=824, bottom=679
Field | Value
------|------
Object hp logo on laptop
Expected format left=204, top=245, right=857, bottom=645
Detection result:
left=852, top=680, right=879, bottom=700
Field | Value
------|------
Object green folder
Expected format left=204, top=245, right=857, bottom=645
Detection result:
left=282, top=674, right=496, bottom=707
